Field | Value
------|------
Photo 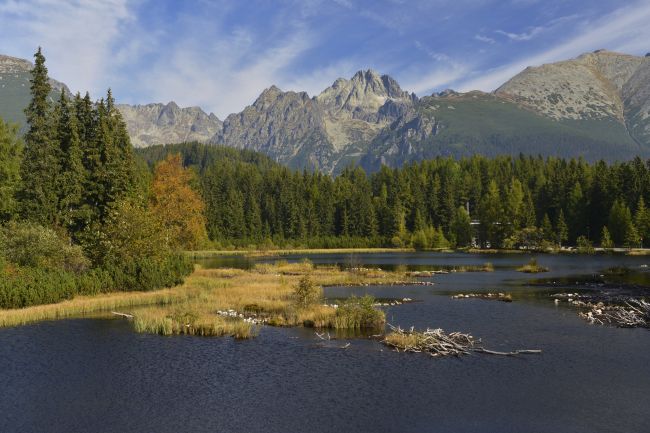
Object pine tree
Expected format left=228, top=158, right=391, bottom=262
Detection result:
left=634, top=197, right=650, bottom=247
left=0, top=119, right=22, bottom=222
left=479, top=180, right=503, bottom=248
left=451, top=205, right=472, bottom=247
left=556, top=209, right=568, bottom=247
left=608, top=200, right=634, bottom=245
left=19, top=47, right=60, bottom=225
left=601, top=226, right=614, bottom=250
left=541, top=214, right=553, bottom=244
left=53, top=90, right=84, bottom=231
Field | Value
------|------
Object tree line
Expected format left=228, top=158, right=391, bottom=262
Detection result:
left=0, top=49, right=201, bottom=309
left=140, top=143, right=650, bottom=250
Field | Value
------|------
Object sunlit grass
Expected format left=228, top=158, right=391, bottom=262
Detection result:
left=516, top=258, right=549, bottom=273
left=133, top=307, right=255, bottom=338
left=186, top=248, right=414, bottom=259
left=1, top=261, right=409, bottom=338
left=0, top=287, right=196, bottom=327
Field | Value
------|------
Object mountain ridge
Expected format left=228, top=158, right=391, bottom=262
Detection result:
left=2, top=49, right=650, bottom=172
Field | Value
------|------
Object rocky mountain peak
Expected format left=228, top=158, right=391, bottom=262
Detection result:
left=117, top=102, right=222, bottom=148
left=316, top=70, right=413, bottom=121
left=0, top=54, right=33, bottom=73
left=495, top=50, right=649, bottom=123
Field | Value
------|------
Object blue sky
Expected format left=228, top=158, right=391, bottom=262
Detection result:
left=1, top=0, right=650, bottom=118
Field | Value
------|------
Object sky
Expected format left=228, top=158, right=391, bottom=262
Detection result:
left=1, top=0, right=650, bottom=119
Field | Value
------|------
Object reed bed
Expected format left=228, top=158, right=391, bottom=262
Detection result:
left=516, top=258, right=549, bottom=273
left=0, top=287, right=195, bottom=327
left=132, top=308, right=255, bottom=338
left=1, top=261, right=410, bottom=338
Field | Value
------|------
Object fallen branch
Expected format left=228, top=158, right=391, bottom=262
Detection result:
left=474, top=348, right=542, bottom=356
left=111, top=311, right=134, bottom=319
left=382, top=324, right=541, bottom=358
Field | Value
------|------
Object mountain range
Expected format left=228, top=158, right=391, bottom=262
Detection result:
left=1, top=50, right=650, bottom=172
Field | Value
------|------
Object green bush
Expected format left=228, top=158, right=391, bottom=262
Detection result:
left=0, top=267, right=78, bottom=308
left=0, top=253, right=193, bottom=309
left=334, top=295, right=385, bottom=329
left=1, top=222, right=90, bottom=272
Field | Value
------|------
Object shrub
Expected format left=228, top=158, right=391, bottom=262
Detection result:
left=294, top=274, right=322, bottom=308
left=0, top=267, right=78, bottom=308
left=576, top=236, right=595, bottom=254
left=1, top=222, right=90, bottom=272
left=334, top=295, right=385, bottom=329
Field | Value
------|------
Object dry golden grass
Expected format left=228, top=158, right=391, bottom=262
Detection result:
left=384, top=332, right=423, bottom=350
left=516, top=259, right=549, bottom=273
left=186, top=248, right=414, bottom=258
left=0, top=287, right=196, bottom=328
left=0, top=261, right=410, bottom=338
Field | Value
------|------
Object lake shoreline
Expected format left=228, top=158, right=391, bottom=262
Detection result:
left=186, top=246, right=650, bottom=258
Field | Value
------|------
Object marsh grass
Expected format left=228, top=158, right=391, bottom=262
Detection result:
left=517, top=258, right=549, bottom=273
left=133, top=308, right=255, bottom=338
left=452, top=263, right=494, bottom=272
left=333, top=296, right=385, bottom=329
left=0, top=287, right=195, bottom=327
left=1, top=260, right=409, bottom=338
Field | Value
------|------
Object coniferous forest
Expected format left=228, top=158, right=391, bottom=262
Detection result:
left=139, top=142, right=650, bottom=251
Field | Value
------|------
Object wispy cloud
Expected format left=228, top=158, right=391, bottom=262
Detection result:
left=455, top=1, right=650, bottom=92
left=475, top=34, right=496, bottom=44
left=0, top=0, right=135, bottom=96
left=496, top=26, right=544, bottom=41
left=137, top=27, right=314, bottom=118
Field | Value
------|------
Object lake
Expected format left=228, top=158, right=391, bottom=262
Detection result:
left=1, top=252, right=649, bottom=433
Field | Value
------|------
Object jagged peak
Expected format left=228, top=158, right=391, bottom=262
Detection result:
left=320, top=69, right=407, bottom=99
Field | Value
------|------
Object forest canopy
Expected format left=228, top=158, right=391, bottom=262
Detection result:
left=138, top=142, right=650, bottom=251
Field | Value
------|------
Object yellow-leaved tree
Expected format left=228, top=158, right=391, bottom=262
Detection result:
left=150, top=154, right=208, bottom=250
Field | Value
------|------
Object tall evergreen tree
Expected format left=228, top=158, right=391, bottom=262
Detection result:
left=634, top=196, right=650, bottom=247
left=53, top=90, right=84, bottom=231
left=19, top=47, right=59, bottom=225
left=556, top=209, right=568, bottom=247
left=0, top=119, right=22, bottom=222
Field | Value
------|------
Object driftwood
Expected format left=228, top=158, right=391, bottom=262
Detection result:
left=382, top=324, right=541, bottom=358
left=111, top=311, right=134, bottom=319
left=579, top=299, right=649, bottom=328
left=474, top=348, right=543, bottom=356
left=451, top=292, right=512, bottom=302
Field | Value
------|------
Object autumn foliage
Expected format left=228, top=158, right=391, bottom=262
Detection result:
left=150, top=154, right=208, bottom=250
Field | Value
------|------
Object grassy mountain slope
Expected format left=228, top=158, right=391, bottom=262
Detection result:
left=359, top=92, right=647, bottom=171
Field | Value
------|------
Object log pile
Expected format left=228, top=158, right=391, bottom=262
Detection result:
left=383, top=325, right=478, bottom=357
left=579, top=299, right=649, bottom=328
left=382, top=324, right=542, bottom=358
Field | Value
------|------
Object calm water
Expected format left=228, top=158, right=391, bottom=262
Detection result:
left=2, top=253, right=650, bottom=433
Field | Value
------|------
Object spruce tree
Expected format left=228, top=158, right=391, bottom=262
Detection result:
left=0, top=119, right=22, bottom=222
left=556, top=209, right=568, bottom=247
left=541, top=214, right=553, bottom=244
left=451, top=205, right=472, bottom=247
left=601, top=226, right=614, bottom=250
left=634, top=197, right=650, bottom=247
left=19, top=47, right=60, bottom=225
left=53, top=90, right=84, bottom=231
